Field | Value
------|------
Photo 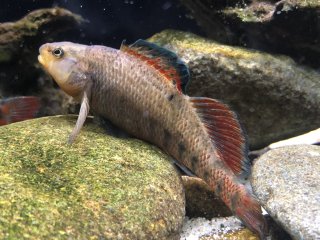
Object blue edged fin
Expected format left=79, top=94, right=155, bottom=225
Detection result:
left=120, top=39, right=190, bottom=94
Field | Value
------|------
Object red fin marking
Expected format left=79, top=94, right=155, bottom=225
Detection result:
left=206, top=127, right=244, bottom=148
left=201, top=117, right=241, bottom=129
left=120, top=39, right=190, bottom=93
left=0, top=104, right=10, bottom=125
left=206, top=125, right=243, bottom=141
left=6, top=96, right=41, bottom=124
left=233, top=185, right=269, bottom=239
left=207, top=132, right=244, bottom=156
left=121, top=45, right=183, bottom=92
left=190, top=97, right=250, bottom=178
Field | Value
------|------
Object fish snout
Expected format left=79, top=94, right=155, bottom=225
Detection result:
left=38, top=54, right=45, bottom=66
left=38, top=44, right=51, bottom=66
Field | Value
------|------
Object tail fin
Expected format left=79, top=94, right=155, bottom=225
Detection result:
left=232, top=185, right=268, bottom=239
left=207, top=170, right=268, bottom=239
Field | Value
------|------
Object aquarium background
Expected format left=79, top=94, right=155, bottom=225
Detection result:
left=0, top=0, right=203, bottom=47
left=0, top=1, right=319, bottom=239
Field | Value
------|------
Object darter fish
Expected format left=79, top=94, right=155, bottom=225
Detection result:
left=38, top=40, right=268, bottom=238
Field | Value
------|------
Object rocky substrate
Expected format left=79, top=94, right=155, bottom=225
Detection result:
left=0, top=8, right=83, bottom=115
left=0, top=116, right=185, bottom=239
left=252, top=145, right=320, bottom=240
left=1, top=5, right=319, bottom=240
left=180, top=0, right=320, bottom=68
left=149, top=30, right=320, bottom=149
left=180, top=217, right=259, bottom=240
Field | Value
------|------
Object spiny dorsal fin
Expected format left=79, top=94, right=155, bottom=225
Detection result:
left=190, top=97, right=250, bottom=178
left=120, top=39, right=190, bottom=93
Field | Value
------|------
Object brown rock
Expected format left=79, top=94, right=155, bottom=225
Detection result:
left=149, top=30, right=320, bottom=148
left=0, top=7, right=84, bottom=115
left=182, top=176, right=232, bottom=219
left=0, top=115, right=185, bottom=240
left=180, top=0, right=320, bottom=68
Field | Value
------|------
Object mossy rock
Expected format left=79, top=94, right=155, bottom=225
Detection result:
left=0, top=7, right=84, bottom=96
left=0, top=115, right=185, bottom=239
left=149, top=30, right=320, bottom=149
left=180, top=0, right=320, bottom=68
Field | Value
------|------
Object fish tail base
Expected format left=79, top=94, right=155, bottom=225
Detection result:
left=233, top=185, right=269, bottom=239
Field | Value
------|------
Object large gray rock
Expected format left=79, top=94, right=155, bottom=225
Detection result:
left=149, top=30, right=320, bottom=148
left=0, top=115, right=185, bottom=240
left=251, top=145, right=320, bottom=239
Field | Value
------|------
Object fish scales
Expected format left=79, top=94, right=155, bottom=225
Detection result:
left=87, top=47, right=210, bottom=170
left=87, top=46, right=233, bottom=213
left=38, top=40, right=268, bottom=239
left=98, top=50, right=235, bottom=177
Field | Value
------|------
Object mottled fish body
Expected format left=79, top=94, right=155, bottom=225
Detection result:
left=38, top=40, right=268, bottom=238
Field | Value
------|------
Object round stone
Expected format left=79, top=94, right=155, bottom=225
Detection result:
left=0, top=115, right=185, bottom=239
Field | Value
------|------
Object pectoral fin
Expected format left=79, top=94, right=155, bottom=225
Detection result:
left=68, top=87, right=91, bottom=144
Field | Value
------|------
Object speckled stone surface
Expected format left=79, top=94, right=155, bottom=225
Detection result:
left=180, top=216, right=259, bottom=240
left=251, top=145, right=320, bottom=240
left=182, top=176, right=232, bottom=219
left=0, top=115, right=185, bottom=240
left=149, top=30, right=320, bottom=148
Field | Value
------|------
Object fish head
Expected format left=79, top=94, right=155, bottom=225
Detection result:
left=38, top=42, right=89, bottom=98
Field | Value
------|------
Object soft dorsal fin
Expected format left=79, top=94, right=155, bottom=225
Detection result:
left=190, top=97, right=250, bottom=178
left=6, top=96, right=41, bottom=123
left=120, top=39, right=190, bottom=93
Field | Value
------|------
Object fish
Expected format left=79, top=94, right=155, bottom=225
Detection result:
left=38, top=40, right=268, bottom=238
left=0, top=96, right=41, bottom=126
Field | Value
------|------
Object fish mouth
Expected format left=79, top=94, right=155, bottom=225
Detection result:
left=38, top=55, right=45, bottom=66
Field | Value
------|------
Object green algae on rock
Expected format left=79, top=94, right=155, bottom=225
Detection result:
left=180, top=0, right=320, bottom=68
left=0, top=7, right=84, bottom=64
left=149, top=30, right=320, bottom=148
left=0, top=115, right=185, bottom=240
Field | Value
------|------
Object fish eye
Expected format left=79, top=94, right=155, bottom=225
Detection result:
left=52, top=48, right=64, bottom=58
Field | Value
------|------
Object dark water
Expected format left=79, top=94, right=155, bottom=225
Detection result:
left=0, top=0, right=203, bottom=47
